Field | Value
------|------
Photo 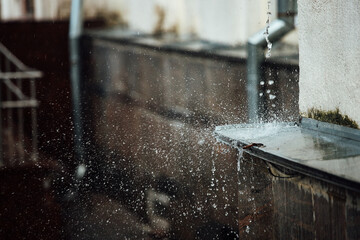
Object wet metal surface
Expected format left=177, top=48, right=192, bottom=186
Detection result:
left=215, top=118, right=360, bottom=192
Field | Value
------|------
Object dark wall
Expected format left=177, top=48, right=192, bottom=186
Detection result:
left=0, top=20, right=104, bottom=166
left=0, top=166, right=64, bottom=240
left=0, top=21, right=73, bottom=163
left=0, top=20, right=104, bottom=240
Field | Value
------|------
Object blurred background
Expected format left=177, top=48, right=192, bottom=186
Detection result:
left=0, top=0, right=299, bottom=239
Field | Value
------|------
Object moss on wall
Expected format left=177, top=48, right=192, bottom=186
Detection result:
left=306, top=108, right=359, bottom=129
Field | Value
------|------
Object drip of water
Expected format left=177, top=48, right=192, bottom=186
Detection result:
left=237, top=149, right=243, bottom=172
left=211, top=156, right=216, bottom=188
left=237, top=148, right=244, bottom=187
left=264, top=1, right=272, bottom=58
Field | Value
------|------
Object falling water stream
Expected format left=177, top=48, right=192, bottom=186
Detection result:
left=265, top=0, right=272, bottom=58
left=237, top=148, right=243, bottom=178
left=210, top=154, right=217, bottom=209
left=237, top=148, right=248, bottom=233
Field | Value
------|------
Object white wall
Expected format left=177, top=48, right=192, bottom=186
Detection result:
left=0, top=0, right=282, bottom=45
left=1, top=0, right=24, bottom=19
left=108, top=0, right=276, bottom=45
left=298, top=0, right=360, bottom=125
left=34, top=0, right=61, bottom=20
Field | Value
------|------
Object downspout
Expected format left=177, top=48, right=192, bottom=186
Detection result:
left=69, top=0, right=86, bottom=175
left=247, top=0, right=297, bottom=122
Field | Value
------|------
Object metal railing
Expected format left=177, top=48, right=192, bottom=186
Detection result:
left=0, top=42, right=42, bottom=166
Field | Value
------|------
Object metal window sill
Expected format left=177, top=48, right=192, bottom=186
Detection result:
left=214, top=118, right=360, bottom=192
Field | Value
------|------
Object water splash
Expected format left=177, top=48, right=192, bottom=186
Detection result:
left=264, top=1, right=272, bottom=58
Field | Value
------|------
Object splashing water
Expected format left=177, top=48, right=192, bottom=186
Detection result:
left=264, top=1, right=272, bottom=58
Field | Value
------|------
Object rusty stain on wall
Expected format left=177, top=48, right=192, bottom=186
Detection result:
left=153, top=5, right=165, bottom=35
left=92, top=8, right=128, bottom=27
left=153, top=5, right=179, bottom=36
left=273, top=175, right=330, bottom=201
left=55, top=0, right=127, bottom=26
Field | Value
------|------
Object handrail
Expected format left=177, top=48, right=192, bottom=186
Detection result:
left=0, top=42, right=42, bottom=166
left=0, top=42, right=29, bottom=71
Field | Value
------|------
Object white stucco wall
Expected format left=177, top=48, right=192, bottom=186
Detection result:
left=88, top=0, right=277, bottom=45
left=1, top=0, right=283, bottom=45
left=1, top=0, right=24, bottom=19
left=34, top=0, right=61, bottom=20
left=298, top=0, right=360, bottom=125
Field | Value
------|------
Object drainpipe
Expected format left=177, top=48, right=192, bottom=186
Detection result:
left=69, top=0, right=86, bottom=173
left=247, top=0, right=297, bottom=123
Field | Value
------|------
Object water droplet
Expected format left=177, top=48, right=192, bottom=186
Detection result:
left=76, top=164, right=86, bottom=179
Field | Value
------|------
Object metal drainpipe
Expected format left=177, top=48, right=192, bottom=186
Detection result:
left=69, top=0, right=85, bottom=172
left=246, top=0, right=297, bottom=123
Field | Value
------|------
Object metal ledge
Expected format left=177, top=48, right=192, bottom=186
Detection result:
left=214, top=118, right=360, bottom=192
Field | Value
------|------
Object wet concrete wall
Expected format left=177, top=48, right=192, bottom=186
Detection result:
left=83, top=40, right=242, bottom=238
left=82, top=31, right=298, bottom=238
left=237, top=153, right=360, bottom=239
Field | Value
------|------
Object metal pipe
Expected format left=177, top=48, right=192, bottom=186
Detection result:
left=69, top=0, right=83, bottom=40
left=246, top=0, right=297, bottom=122
left=278, top=0, right=297, bottom=25
left=69, top=0, right=84, bottom=166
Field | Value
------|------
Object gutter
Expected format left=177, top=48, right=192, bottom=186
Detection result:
left=247, top=0, right=297, bottom=122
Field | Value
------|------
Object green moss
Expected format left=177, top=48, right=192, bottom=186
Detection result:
left=306, top=108, right=359, bottom=129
